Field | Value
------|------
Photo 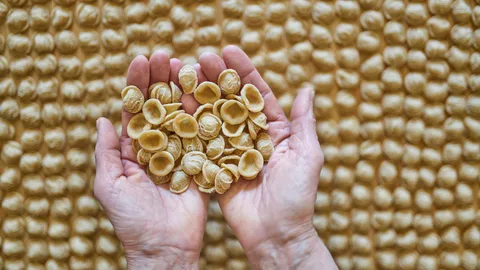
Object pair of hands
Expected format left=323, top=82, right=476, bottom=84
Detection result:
left=94, top=46, right=337, bottom=269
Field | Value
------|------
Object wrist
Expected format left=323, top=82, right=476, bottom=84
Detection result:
left=245, top=225, right=337, bottom=270
left=125, top=247, right=200, bottom=270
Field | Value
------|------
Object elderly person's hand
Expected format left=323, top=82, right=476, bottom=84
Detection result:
left=94, top=52, right=208, bottom=269
left=198, top=46, right=338, bottom=269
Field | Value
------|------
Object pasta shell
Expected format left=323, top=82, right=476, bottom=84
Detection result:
left=198, top=113, right=222, bottom=140
left=164, top=110, right=185, bottom=122
left=214, top=168, right=233, bottom=194
left=218, top=69, right=241, bottom=95
left=249, top=111, right=269, bottom=130
left=193, top=104, right=214, bottom=120
left=166, top=135, right=182, bottom=161
left=194, top=81, right=221, bottom=104
left=143, top=99, right=167, bottom=125
left=221, top=163, right=240, bottom=182
left=206, top=136, right=225, bottom=160
left=169, top=170, right=191, bottom=194
left=198, top=186, right=216, bottom=194
left=137, top=148, right=152, bottom=166
left=217, top=155, right=241, bottom=166
left=220, top=100, right=249, bottom=125
left=170, top=81, right=183, bottom=103
left=149, top=82, right=172, bottom=104
left=256, top=132, right=274, bottom=161
left=181, top=151, right=207, bottom=175
left=182, top=136, right=204, bottom=153
left=241, top=84, right=264, bottom=112
left=179, top=64, right=198, bottom=94
left=121, top=85, right=144, bottom=113
left=138, top=130, right=168, bottom=152
left=223, top=147, right=236, bottom=155
left=202, top=160, right=221, bottom=187
left=163, top=103, right=182, bottom=115
left=213, top=99, right=227, bottom=118
left=228, top=132, right=254, bottom=151
left=127, top=113, right=152, bottom=139
left=222, top=122, right=246, bottom=138
left=193, top=173, right=213, bottom=189
left=147, top=168, right=171, bottom=185
left=160, top=119, right=175, bottom=132
left=132, top=139, right=141, bottom=153
left=238, top=149, right=264, bottom=180
left=225, top=94, right=244, bottom=103
left=149, top=151, right=175, bottom=177
left=247, top=119, right=261, bottom=140
left=173, top=113, right=199, bottom=138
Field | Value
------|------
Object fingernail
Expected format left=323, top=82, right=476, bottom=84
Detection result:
left=96, top=118, right=101, bottom=130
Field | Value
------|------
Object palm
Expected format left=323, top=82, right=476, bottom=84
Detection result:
left=94, top=52, right=208, bottom=259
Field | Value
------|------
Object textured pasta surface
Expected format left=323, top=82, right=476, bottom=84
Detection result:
left=1, top=0, right=480, bottom=269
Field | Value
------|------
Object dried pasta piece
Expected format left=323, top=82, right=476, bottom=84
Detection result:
left=170, top=82, right=182, bottom=103
left=198, top=186, right=215, bottom=194
left=213, top=99, right=227, bottom=118
left=178, top=64, right=198, bottom=94
left=206, top=136, right=225, bottom=160
left=198, top=113, right=222, bottom=140
left=238, top=149, right=264, bottom=180
left=217, top=155, right=241, bottom=166
left=169, top=170, right=191, bottom=194
left=121, top=85, right=144, bottom=113
left=173, top=113, right=199, bottom=138
left=182, top=136, right=204, bottom=153
left=137, top=149, right=152, bottom=166
left=127, top=113, right=151, bottom=139
left=222, top=122, right=246, bottom=137
left=247, top=119, right=261, bottom=140
left=138, top=130, right=168, bottom=152
left=241, top=84, right=264, bottom=112
left=193, top=103, right=214, bottom=120
left=194, top=81, right=221, bottom=104
left=225, top=94, right=244, bottom=103
left=220, top=100, right=249, bottom=125
left=147, top=168, right=171, bottom=185
left=215, top=168, right=234, bottom=194
left=149, top=151, right=175, bottom=177
left=228, top=132, right=254, bottom=150
left=248, top=111, right=268, bottom=130
left=221, top=163, right=240, bottom=182
left=149, top=82, right=172, bottom=104
left=164, top=110, right=185, bottom=122
left=202, top=160, right=221, bottom=187
left=193, top=173, right=212, bottom=190
left=166, top=135, right=182, bottom=161
left=256, top=132, right=274, bottom=161
left=160, top=119, right=175, bottom=132
left=181, top=151, right=207, bottom=175
left=218, top=69, right=241, bottom=95
left=143, top=99, right=166, bottom=125
left=163, top=103, right=182, bottom=115
left=132, top=139, right=141, bottom=153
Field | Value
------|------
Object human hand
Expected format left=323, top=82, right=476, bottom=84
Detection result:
left=94, top=52, right=208, bottom=269
left=198, top=46, right=338, bottom=269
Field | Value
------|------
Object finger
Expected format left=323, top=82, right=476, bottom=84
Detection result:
left=199, top=52, right=226, bottom=82
left=149, top=51, right=170, bottom=85
left=289, top=88, right=322, bottom=160
left=94, top=118, right=123, bottom=199
left=121, top=55, right=150, bottom=138
left=222, top=45, right=287, bottom=123
left=169, top=58, right=182, bottom=85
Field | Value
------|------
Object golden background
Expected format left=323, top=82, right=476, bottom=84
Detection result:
left=0, top=0, right=480, bottom=269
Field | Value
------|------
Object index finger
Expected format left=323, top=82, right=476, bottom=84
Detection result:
left=121, top=55, right=150, bottom=138
left=221, top=45, right=288, bottom=124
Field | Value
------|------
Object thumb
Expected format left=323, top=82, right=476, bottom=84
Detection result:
left=94, top=117, right=123, bottom=200
left=288, top=88, right=322, bottom=160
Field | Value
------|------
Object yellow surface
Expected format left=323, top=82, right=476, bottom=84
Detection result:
left=0, top=0, right=480, bottom=269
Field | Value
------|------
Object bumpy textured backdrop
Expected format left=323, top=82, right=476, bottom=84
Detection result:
left=0, top=0, right=480, bottom=269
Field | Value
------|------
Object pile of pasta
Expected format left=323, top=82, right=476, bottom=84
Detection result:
left=121, top=66, right=274, bottom=194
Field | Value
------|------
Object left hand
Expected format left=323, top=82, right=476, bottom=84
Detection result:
left=94, top=52, right=208, bottom=269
